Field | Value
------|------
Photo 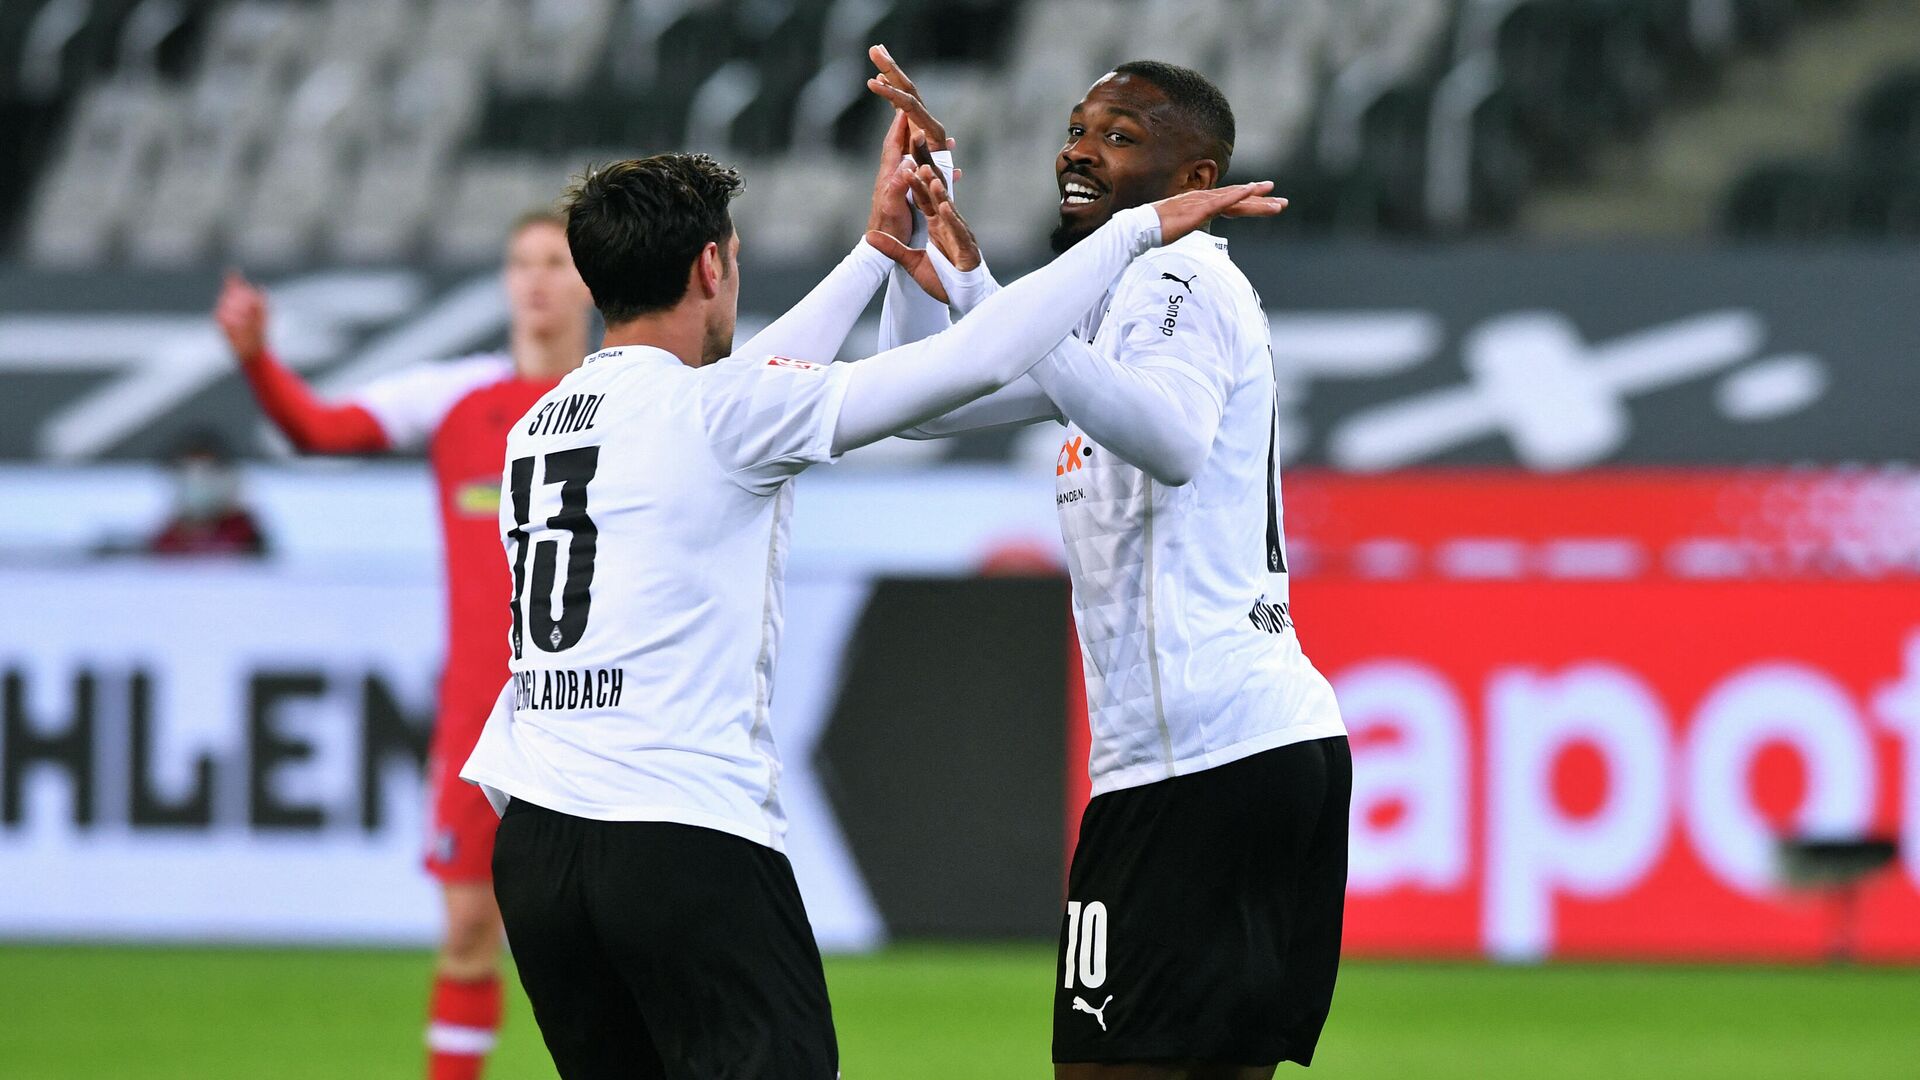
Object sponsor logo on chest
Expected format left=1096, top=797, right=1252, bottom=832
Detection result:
left=1056, top=434, right=1095, bottom=506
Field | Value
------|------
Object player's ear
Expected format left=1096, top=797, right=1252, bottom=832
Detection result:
left=1187, top=158, right=1220, bottom=192
left=694, top=241, right=723, bottom=299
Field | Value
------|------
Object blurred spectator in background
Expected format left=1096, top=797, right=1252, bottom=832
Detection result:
left=145, top=427, right=268, bottom=558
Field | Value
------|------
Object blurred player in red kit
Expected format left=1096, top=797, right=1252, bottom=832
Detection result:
left=213, top=210, right=594, bottom=1080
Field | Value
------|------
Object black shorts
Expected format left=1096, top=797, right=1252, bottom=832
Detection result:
left=491, top=799, right=837, bottom=1080
left=1053, top=736, right=1351, bottom=1067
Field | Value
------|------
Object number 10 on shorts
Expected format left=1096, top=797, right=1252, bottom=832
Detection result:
left=1062, top=900, right=1108, bottom=989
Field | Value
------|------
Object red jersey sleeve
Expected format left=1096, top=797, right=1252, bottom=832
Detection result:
left=241, top=350, right=391, bottom=454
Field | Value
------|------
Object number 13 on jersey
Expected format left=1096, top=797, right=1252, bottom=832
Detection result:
left=508, top=446, right=600, bottom=659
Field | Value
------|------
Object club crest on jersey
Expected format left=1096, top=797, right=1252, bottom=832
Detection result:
left=1057, top=436, right=1092, bottom=476
left=767, top=356, right=824, bottom=373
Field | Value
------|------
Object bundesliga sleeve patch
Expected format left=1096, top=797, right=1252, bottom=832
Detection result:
left=766, top=356, right=824, bottom=373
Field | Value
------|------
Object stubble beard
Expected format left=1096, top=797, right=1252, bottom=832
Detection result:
left=702, top=314, right=735, bottom=366
left=1049, top=218, right=1096, bottom=254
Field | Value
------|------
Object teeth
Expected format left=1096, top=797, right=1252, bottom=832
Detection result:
left=1062, top=180, right=1100, bottom=206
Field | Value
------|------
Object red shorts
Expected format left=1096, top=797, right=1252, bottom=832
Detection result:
left=424, top=698, right=498, bottom=883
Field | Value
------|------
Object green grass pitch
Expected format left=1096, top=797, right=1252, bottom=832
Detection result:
left=1, top=944, right=1916, bottom=1078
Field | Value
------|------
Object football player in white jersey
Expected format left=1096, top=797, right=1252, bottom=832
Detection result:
left=458, top=146, right=1285, bottom=1079
left=867, top=51, right=1350, bottom=1078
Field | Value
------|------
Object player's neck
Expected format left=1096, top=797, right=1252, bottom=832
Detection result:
left=600, top=312, right=709, bottom=369
left=511, top=324, right=589, bottom=382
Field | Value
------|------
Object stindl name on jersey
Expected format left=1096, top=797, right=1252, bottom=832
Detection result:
left=525, top=391, right=606, bottom=437
left=513, top=667, right=626, bottom=711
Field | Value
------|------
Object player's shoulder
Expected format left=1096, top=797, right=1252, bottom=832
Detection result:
left=388, top=352, right=517, bottom=406
left=697, top=352, right=836, bottom=400
left=1124, top=233, right=1246, bottom=301
left=707, top=351, right=834, bottom=377
left=353, top=352, right=516, bottom=435
left=528, top=350, right=645, bottom=421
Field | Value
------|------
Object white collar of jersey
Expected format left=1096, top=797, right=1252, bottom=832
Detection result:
left=583, top=345, right=684, bottom=367
left=1169, top=231, right=1229, bottom=254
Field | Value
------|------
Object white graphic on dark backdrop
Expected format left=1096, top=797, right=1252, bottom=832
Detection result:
left=1311, top=310, right=1828, bottom=472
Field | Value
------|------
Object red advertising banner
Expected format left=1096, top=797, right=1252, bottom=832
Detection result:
left=1068, top=471, right=1920, bottom=961
left=1296, top=471, right=1920, bottom=961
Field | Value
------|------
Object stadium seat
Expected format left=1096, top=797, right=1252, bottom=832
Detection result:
left=229, top=139, right=344, bottom=267
left=9, top=0, right=1878, bottom=259
left=134, top=155, right=241, bottom=264
left=728, top=153, right=868, bottom=261
left=331, top=140, right=449, bottom=263
left=495, top=0, right=617, bottom=95
left=1852, top=67, right=1920, bottom=172
left=434, top=157, right=574, bottom=262
left=25, top=78, right=179, bottom=263
left=1721, top=159, right=1847, bottom=239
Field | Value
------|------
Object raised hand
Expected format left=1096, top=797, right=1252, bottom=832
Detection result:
left=867, top=44, right=947, bottom=157
left=1150, top=182, right=1288, bottom=244
left=866, top=110, right=915, bottom=240
left=905, top=164, right=979, bottom=273
left=213, top=270, right=269, bottom=364
left=865, top=163, right=981, bottom=305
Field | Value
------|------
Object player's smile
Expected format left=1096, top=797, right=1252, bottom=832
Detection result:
left=1059, top=169, right=1109, bottom=214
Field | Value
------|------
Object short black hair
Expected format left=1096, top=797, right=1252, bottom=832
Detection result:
left=561, top=153, right=742, bottom=325
left=1112, top=60, right=1236, bottom=177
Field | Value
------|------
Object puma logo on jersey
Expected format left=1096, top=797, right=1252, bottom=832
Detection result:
left=1057, top=436, right=1093, bottom=475
left=767, top=355, right=824, bottom=372
left=1072, top=995, right=1113, bottom=1031
left=1160, top=271, right=1197, bottom=291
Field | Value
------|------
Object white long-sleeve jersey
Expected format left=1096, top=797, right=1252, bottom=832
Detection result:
left=886, top=228, right=1345, bottom=797
left=461, top=207, right=1167, bottom=847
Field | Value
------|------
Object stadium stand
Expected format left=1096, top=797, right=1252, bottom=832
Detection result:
left=1, top=0, right=1914, bottom=264
left=1725, top=64, right=1920, bottom=238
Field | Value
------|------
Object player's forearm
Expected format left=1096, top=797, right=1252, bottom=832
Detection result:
left=882, top=246, right=998, bottom=353
left=735, top=241, right=891, bottom=362
left=1029, top=339, right=1222, bottom=486
left=877, top=152, right=955, bottom=350
left=877, top=263, right=951, bottom=349
left=922, top=204, right=1158, bottom=391
left=897, top=375, right=1059, bottom=439
left=239, top=351, right=390, bottom=454
left=831, top=206, right=1160, bottom=453
left=930, top=244, right=1000, bottom=317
